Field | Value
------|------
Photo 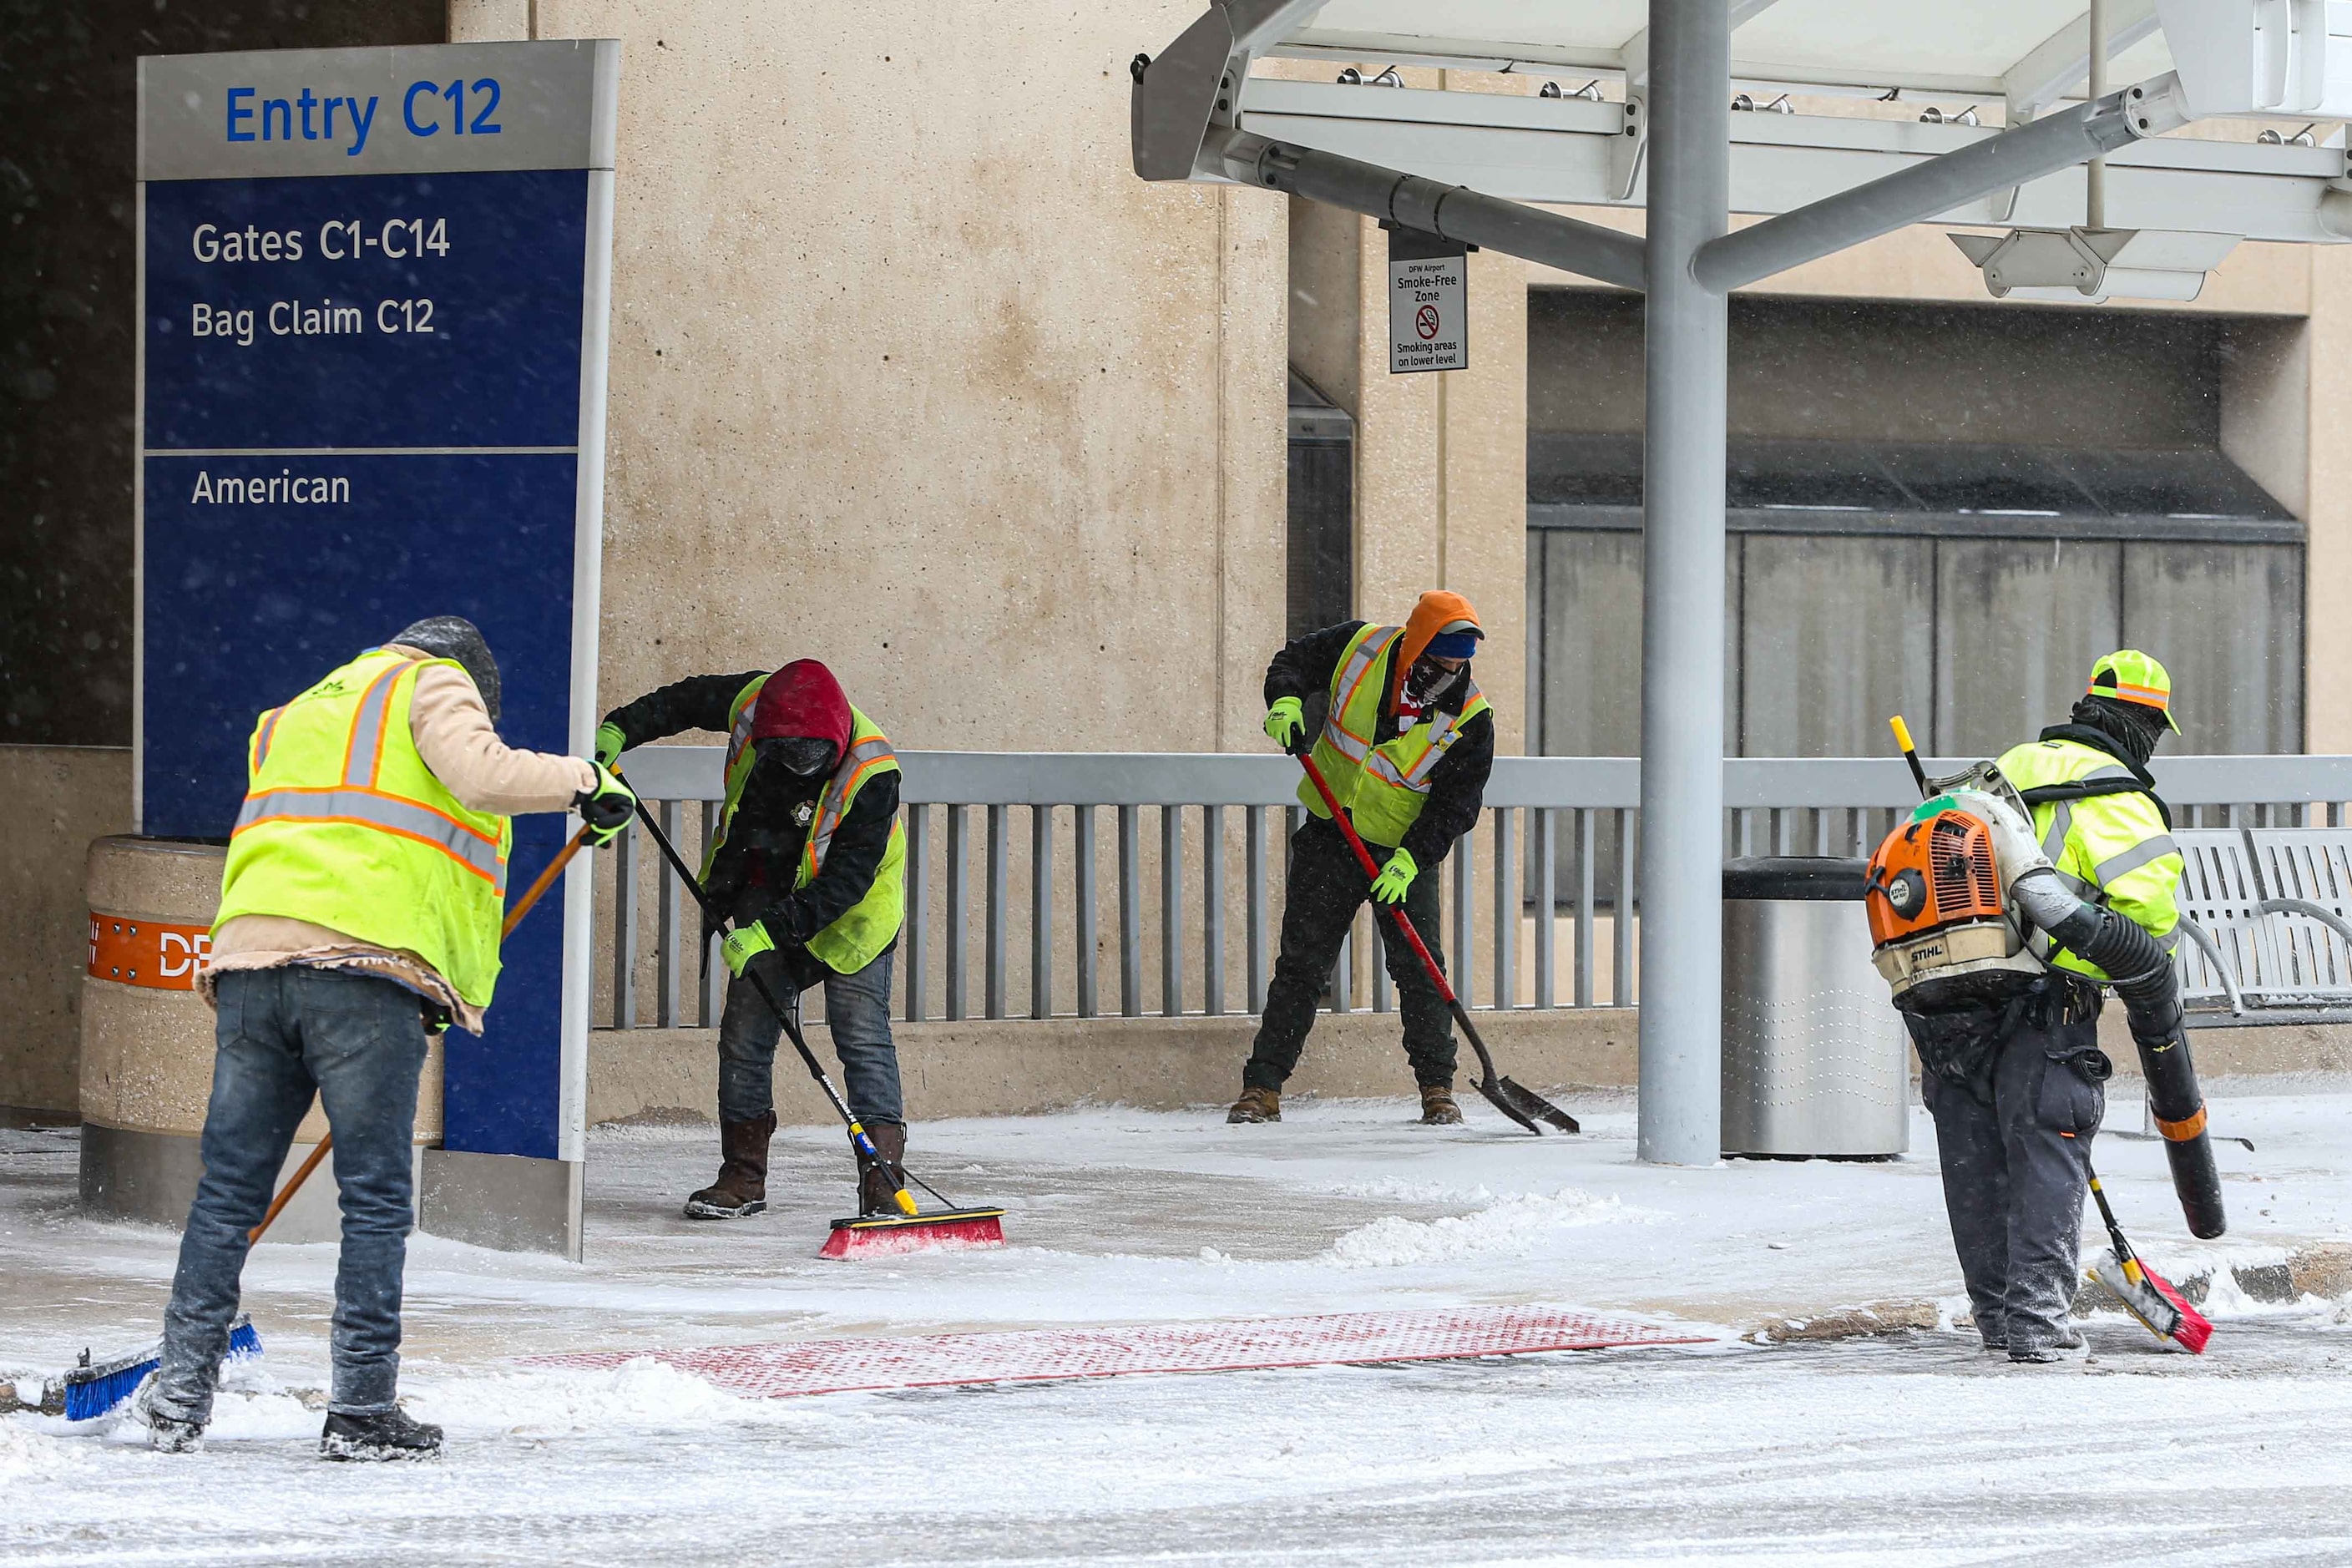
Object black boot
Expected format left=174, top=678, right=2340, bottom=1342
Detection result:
left=685, top=1112, right=776, bottom=1220
left=321, top=1407, right=443, bottom=1461
left=857, top=1122, right=908, bottom=1216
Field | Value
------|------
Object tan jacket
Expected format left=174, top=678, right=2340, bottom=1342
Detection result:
left=205, top=644, right=595, bottom=1033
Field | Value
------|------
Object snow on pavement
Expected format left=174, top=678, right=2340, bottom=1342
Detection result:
left=5, top=1085, right=2351, bottom=1564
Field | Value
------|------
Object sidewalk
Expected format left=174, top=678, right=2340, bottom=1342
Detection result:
left=6, top=1085, right=2351, bottom=1565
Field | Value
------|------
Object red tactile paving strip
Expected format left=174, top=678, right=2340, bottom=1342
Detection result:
left=524, top=1306, right=1712, bottom=1399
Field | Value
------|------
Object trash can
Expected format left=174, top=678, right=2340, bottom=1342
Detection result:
left=1721, top=856, right=1909, bottom=1159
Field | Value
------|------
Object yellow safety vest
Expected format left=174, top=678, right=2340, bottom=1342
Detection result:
left=215, top=648, right=513, bottom=1009
left=703, top=676, right=907, bottom=974
left=1299, top=624, right=1491, bottom=849
left=1997, top=736, right=2183, bottom=982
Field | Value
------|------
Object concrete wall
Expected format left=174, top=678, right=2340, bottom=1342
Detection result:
left=0, top=746, right=133, bottom=1115
left=453, top=0, right=1289, bottom=759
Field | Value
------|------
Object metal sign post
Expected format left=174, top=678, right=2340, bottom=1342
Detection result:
left=1385, top=225, right=1469, bottom=374
left=134, top=40, right=620, bottom=1257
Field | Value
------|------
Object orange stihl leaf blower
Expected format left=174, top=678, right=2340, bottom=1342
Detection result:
left=1866, top=716, right=2225, bottom=1242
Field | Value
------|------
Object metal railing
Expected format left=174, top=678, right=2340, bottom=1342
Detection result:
left=594, top=750, right=2352, bottom=1029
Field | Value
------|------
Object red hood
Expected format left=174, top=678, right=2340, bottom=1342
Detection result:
left=750, top=660, right=852, bottom=755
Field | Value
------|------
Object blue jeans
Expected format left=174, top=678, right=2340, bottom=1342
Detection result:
left=154, top=967, right=427, bottom=1422
left=718, top=948, right=903, bottom=1125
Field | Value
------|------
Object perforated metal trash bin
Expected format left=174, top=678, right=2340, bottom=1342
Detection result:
left=1721, top=857, right=1909, bottom=1159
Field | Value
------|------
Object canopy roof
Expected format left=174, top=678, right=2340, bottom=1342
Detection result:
left=1274, top=0, right=2176, bottom=108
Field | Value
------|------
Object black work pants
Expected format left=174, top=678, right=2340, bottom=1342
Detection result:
left=1242, top=814, right=1456, bottom=1092
left=1920, top=994, right=2107, bottom=1353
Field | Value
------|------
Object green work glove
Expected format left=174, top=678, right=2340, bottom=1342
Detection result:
left=574, top=760, right=636, bottom=847
left=594, top=721, right=626, bottom=769
left=1262, top=695, right=1305, bottom=751
left=1370, top=845, right=1419, bottom=904
left=720, top=920, right=776, bottom=978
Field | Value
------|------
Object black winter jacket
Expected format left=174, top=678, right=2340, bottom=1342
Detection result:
left=1264, top=620, right=1495, bottom=867
left=602, top=674, right=900, bottom=960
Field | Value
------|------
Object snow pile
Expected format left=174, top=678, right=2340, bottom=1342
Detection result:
left=1319, top=1188, right=1636, bottom=1269
left=412, top=1357, right=765, bottom=1437
left=0, top=1418, right=81, bottom=1479
left=1316, top=1176, right=1498, bottom=1205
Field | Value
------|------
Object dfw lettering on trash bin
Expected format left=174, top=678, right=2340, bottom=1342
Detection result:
left=135, top=40, right=620, bottom=1237
left=1387, top=225, right=1469, bottom=374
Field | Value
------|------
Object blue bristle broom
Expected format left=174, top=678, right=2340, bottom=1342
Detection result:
left=20, top=1317, right=265, bottom=1421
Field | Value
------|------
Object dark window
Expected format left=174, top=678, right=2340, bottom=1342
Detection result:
left=1287, top=370, right=1353, bottom=638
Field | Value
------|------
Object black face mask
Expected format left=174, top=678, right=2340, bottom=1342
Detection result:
left=2069, top=695, right=2165, bottom=768
left=1404, top=655, right=1465, bottom=710
left=757, top=736, right=837, bottom=778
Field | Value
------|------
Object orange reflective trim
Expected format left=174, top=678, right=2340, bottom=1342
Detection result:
left=1330, top=627, right=1402, bottom=747
left=2157, top=1104, right=2208, bottom=1141
left=233, top=811, right=505, bottom=888
left=251, top=706, right=285, bottom=771
left=2096, top=680, right=2170, bottom=710
left=235, top=782, right=501, bottom=848
left=88, top=913, right=213, bottom=989
left=337, top=660, right=407, bottom=785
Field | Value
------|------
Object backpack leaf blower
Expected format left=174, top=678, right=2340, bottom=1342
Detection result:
left=1866, top=718, right=2224, bottom=1241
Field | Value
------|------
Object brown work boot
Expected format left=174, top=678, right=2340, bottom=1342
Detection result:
left=683, top=1112, right=776, bottom=1219
left=1227, top=1085, right=1281, bottom=1124
left=856, top=1122, right=908, bottom=1216
left=1418, top=1085, right=1464, bottom=1125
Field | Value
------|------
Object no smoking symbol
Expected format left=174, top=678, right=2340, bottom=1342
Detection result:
left=1415, top=303, right=1441, bottom=341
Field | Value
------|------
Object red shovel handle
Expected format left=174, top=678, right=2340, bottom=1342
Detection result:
left=1296, top=753, right=1459, bottom=1007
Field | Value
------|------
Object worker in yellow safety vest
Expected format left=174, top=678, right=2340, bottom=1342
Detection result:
left=141, top=617, right=634, bottom=1460
left=594, top=659, right=906, bottom=1221
left=1229, top=590, right=1495, bottom=1127
left=1920, top=650, right=2189, bottom=1363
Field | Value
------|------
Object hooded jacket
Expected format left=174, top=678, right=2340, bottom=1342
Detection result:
left=1264, top=611, right=1495, bottom=868
left=602, top=666, right=900, bottom=959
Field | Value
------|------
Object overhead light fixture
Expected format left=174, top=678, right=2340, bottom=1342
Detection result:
left=1337, top=66, right=1361, bottom=85
left=1919, top=105, right=1945, bottom=124
left=2258, top=126, right=2283, bottom=144
left=1732, top=93, right=1755, bottom=112
left=1949, top=228, right=2243, bottom=303
left=1540, top=79, right=1560, bottom=98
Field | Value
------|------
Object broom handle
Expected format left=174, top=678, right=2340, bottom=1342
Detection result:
left=246, top=824, right=593, bottom=1244
left=1890, top=716, right=1931, bottom=799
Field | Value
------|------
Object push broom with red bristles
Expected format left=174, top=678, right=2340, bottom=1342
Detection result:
left=2086, top=1162, right=2213, bottom=1354
left=625, top=788, right=1004, bottom=1259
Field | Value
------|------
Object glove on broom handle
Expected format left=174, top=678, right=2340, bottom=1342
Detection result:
left=248, top=824, right=593, bottom=1245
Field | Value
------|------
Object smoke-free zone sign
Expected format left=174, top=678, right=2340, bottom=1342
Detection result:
left=1387, top=226, right=1469, bottom=375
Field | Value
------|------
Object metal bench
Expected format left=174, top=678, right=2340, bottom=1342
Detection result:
left=2168, top=825, right=2352, bottom=1024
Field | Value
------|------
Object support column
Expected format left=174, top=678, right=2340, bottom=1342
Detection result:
left=1636, top=0, right=1729, bottom=1165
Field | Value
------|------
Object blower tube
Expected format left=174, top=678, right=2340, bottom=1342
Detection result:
left=2010, top=869, right=2227, bottom=1238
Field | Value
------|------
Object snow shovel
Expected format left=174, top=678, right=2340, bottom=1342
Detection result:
left=625, top=791, right=1005, bottom=1257
left=1296, top=753, right=1580, bottom=1136
left=247, top=822, right=595, bottom=1244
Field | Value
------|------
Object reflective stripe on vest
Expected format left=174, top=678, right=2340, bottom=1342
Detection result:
left=806, top=735, right=898, bottom=877
left=341, top=659, right=407, bottom=787
left=235, top=785, right=507, bottom=893
left=252, top=706, right=286, bottom=771
left=1320, top=626, right=1403, bottom=765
